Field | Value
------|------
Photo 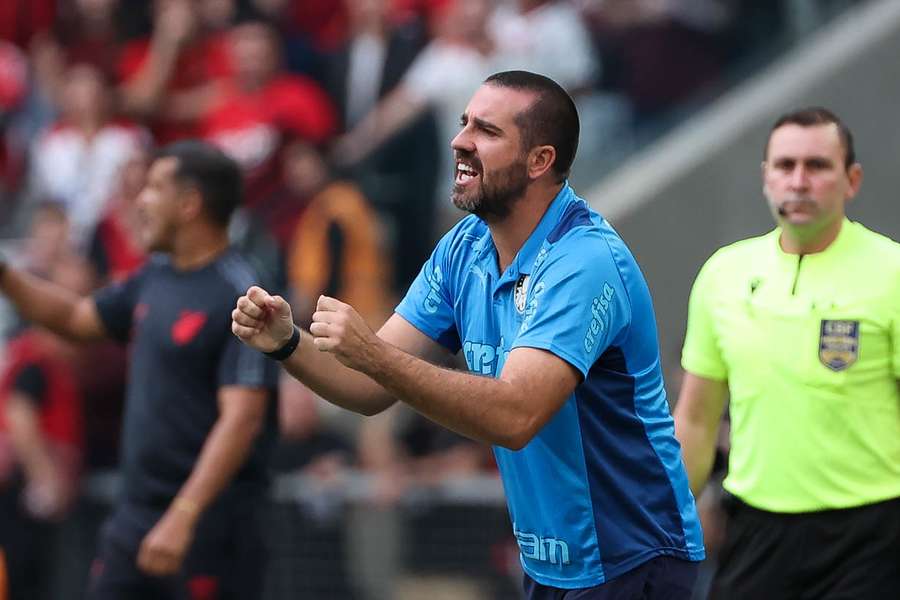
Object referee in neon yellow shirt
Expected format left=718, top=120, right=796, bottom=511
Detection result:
left=675, top=107, right=900, bottom=600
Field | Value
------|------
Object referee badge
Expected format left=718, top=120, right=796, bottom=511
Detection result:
left=818, top=320, right=859, bottom=371
left=514, top=274, right=530, bottom=313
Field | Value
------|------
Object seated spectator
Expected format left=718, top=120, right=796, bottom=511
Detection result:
left=0, top=253, right=90, bottom=600
left=201, top=20, right=337, bottom=209
left=30, top=63, right=146, bottom=247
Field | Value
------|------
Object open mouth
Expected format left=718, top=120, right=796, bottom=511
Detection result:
left=455, top=161, right=480, bottom=185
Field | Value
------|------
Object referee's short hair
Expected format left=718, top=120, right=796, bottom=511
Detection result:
left=766, top=107, right=856, bottom=169
left=155, top=140, right=243, bottom=227
left=484, top=71, right=580, bottom=183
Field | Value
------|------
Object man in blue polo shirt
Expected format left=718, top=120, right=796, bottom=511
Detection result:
left=232, top=70, right=704, bottom=597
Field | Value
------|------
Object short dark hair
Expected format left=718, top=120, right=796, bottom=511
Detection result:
left=154, top=140, right=242, bottom=227
left=484, top=71, right=580, bottom=182
left=766, top=107, right=856, bottom=169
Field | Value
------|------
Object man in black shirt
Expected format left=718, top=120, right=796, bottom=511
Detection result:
left=0, top=141, right=279, bottom=599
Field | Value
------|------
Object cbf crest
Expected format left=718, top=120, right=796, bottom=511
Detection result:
left=819, top=320, right=859, bottom=371
left=514, top=274, right=531, bottom=313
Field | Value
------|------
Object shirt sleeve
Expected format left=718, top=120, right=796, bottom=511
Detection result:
left=11, top=363, right=48, bottom=408
left=512, top=236, right=631, bottom=378
left=681, top=257, right=728, bottom=381
left=217, top=332, right=280, bottom=389
left=394, top=227, right=461, bottom=353
left=93, top=265, right=149, bottom=343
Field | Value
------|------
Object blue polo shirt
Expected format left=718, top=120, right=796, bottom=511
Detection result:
left=396, top=185, right=704, bottom=588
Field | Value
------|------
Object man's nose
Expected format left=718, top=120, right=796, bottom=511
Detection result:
left=451, top=128, right=474, bottom=153
left=789, top=166, right=810, bottom=190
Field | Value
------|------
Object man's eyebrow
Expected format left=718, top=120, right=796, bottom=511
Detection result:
left=461, top=112, right=503, bottom=134
left=473, top=117, right=503, bottom=134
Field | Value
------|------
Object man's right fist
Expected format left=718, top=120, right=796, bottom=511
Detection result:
left=231, top=286, right=295, bottom=353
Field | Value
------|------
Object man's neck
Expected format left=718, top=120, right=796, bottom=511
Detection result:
left=779, top=216, right=844, bottom=255
left=489, top=182, right=563, bottom=273
left=170, top=226, right=230, bottom=271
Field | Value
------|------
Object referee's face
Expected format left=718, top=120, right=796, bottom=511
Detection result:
left=450, top=85, right=533, bottom=220
left=762, top=123, right=862, bottom=233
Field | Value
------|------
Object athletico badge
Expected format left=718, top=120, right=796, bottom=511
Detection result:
left=514, top=274, right=530, bottom=313
left=818, top=320, right=859, bottom=371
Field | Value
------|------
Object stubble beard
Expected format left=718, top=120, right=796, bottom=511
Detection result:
left=451, top=159, right=530, bottom=221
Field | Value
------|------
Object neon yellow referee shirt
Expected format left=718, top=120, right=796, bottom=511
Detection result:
left=682, top=219, right=900, bottom=513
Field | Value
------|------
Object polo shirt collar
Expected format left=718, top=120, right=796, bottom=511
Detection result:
left=499, top=183, right=574, bottom=284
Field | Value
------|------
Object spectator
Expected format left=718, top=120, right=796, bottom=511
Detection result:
left=117, top=0, right=233, bottom=142
left=490, top=0, right=599, bottom=93
left=201, top=20, right=338, bottom=210
left=88, top=148, right=150, bottom=282
left=323, top=0, right=439, bottom=290
left=0, top=253, right=90, bottom=600
left=333, top=0, right=504, bottom=234
left=31, top=63, right=146, bottom=247
left=283, top=141, right=392, bottom=326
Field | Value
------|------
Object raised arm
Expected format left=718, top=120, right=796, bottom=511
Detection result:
left=673, top=371, right=729, bottom=496
left=0, top=261, right=106, bottom=342
left=232, top=286, right=454, bottom=416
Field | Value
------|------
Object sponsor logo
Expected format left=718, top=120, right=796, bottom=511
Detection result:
left=819, top=319, right=859, bottom=371
left=518, top=281, right=546, bottom=334
left=172, top=310, right=208, bottom=345
left=583, top=283, right=615, bottom=354
left=423, top=266, right=444, bottom=314
left=463, top=337, right=508, bottom=376
left=514, top=274, right=530, bottom=313
left=513, top=523, right=571, bottom=566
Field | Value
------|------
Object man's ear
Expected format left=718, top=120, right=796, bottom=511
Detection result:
left=845, top=162, right=863, bottom=201
left=529, top=145, right=556, bottom=180
left=179, top=186, right=205, bottom=222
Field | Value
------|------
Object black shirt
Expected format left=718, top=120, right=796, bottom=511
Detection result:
left=94, top=250, right=279, bottom=512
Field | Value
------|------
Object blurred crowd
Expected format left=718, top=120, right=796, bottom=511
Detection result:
left=0, top=0, right=864, bottom=598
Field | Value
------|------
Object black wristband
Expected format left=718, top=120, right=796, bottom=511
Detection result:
left=264, top=326, right=300, bottom=361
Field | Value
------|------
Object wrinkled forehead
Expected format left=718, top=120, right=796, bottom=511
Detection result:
left=464, top=84, right=539, bottom=127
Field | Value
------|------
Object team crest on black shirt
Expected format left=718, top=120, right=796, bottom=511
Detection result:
left=818, top=319, right=859, bottom=371
left=514, top=274, right=530, bottom=313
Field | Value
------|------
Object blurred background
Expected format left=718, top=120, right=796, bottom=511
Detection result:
left=0, top=0, right=897, bottom=598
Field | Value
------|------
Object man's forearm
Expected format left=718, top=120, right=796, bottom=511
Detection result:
left=675, top=418, right=719, bottom=496
left=169, top=410, right=262, bottom=522
left=1, top=267, right=89, bottom=340
left=282, top=329, right=397, bottom=415
left=358, top=342, right=531, bottom=449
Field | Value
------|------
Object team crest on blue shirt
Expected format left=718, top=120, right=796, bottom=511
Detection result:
left=818, top=319, right=859, bottom=371
left=514, top=274, right=530, bottom=313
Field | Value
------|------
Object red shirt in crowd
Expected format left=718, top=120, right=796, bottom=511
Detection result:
left=201, top=74, right=337, bottom=210
left=0, top=332, right=84, bottom=454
